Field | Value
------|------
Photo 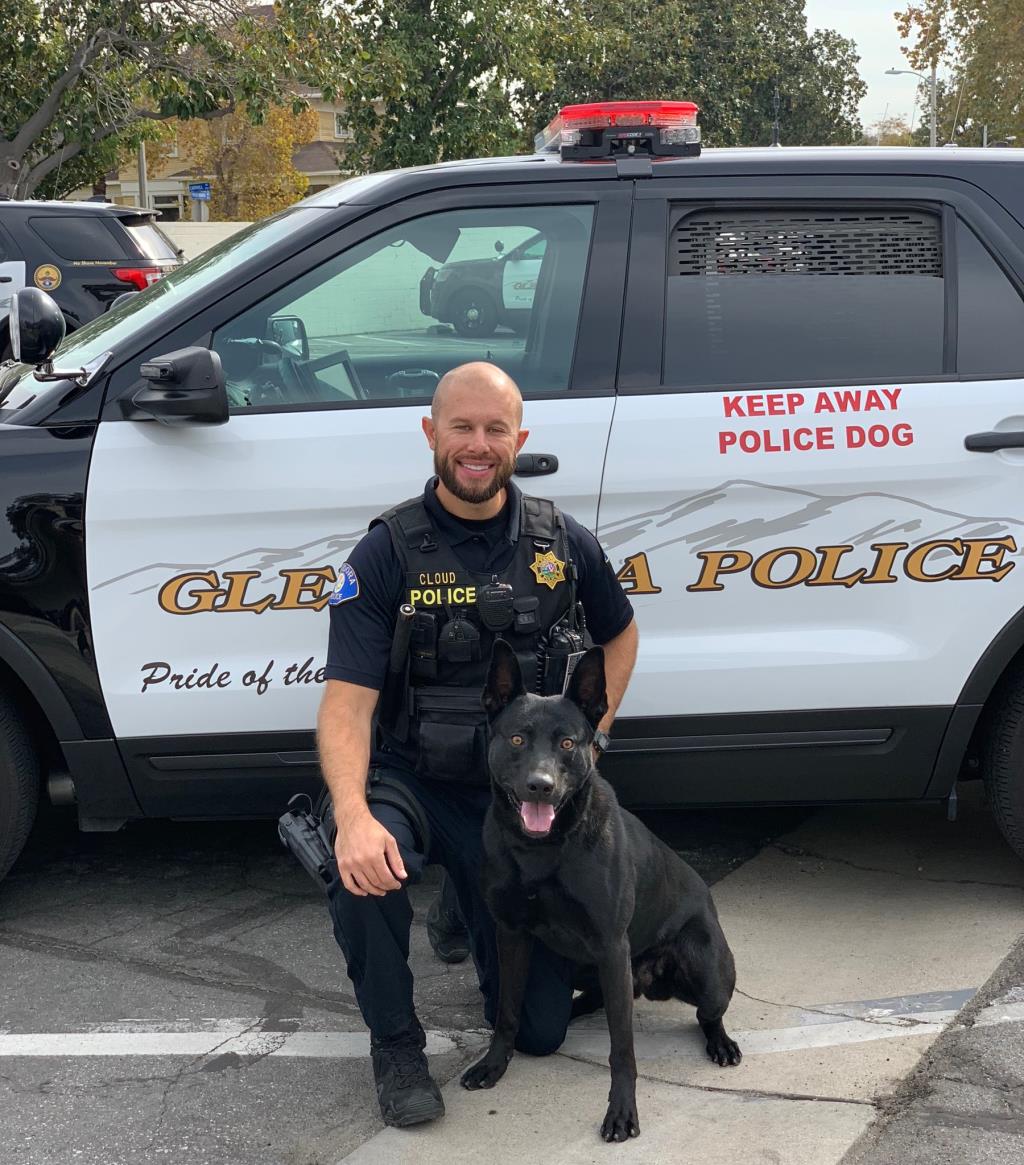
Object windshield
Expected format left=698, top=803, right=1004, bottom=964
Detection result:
left=0, top=206, right=332, bottom=414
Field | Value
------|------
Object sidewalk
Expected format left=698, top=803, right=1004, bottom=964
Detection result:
left=842, top=933, right=1024, bottom=1165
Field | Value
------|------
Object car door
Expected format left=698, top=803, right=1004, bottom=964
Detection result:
left=501, top=234, right=546, bottom=312
left=599, top=172, right=1024, bottom=804
left=0, top=222, right=26, bottom=336
left=84, top=185, right=630, bottom=816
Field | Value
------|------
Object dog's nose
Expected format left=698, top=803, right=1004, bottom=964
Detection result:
left=526, top=772, right=555, bottom=799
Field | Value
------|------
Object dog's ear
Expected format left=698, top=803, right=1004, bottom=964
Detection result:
left=566, top=646, right=608, bottom=729
left=483, top=639, right=526, bottom=719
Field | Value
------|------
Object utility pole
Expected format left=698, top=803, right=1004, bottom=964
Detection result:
left=137, top=141, right=150, bottom=209
left=771, top=84, right=781, bottom=147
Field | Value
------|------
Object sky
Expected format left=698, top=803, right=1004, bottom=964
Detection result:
left=804, top=0, right=930, bottom=131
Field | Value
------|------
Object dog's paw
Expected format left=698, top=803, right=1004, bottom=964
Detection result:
left=706, top=1032, right=742, bottom=1066
left=460, top=1054, right=509, bottom=1090
left=600, top=1099, right=640, bottom=1142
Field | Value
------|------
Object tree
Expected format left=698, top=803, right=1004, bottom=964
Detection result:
left=0, top=0, right=346, bottom=199
left=526, top=0, right=865, bottom=148
left=863, top=114, right=915, bottom=145
left=177, top=103, right=319, bottom=219
left=895, top=1, right=1024, bottom=146
left=336, top=0, right=578, bottom=172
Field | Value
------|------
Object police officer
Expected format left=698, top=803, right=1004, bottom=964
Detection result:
left=318, top=361, right=638, bottom=1128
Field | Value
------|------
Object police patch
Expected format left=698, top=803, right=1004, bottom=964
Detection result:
left=328, top=562, right=360, bottom=606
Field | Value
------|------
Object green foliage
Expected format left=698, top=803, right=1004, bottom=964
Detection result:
left=338, top=0, right=865, bottom=168
left=0, top=1, right=346, bottom=198
left=527, top=0, right=865, bottom=148
left=336, top=0, right=567, bottom=171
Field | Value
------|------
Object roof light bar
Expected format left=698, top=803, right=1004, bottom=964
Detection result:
left=535, top=100, right=701, bottom=160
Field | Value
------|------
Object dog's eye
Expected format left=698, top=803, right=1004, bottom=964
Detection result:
left=510, top=734, right=524, bottom=747
left=560, top=738, right=575, bottom=750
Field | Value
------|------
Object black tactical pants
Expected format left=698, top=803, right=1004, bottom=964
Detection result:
left=325, top=763, right=576, bottom=1054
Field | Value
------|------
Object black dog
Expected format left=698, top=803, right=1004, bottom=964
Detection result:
left=461, top=640, right=741, bottom=1142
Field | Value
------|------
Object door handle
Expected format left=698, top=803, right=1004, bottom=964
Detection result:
left=964, top=431, right=1024, bottom=452
left=514, top=453, right=558, bottom=476
left=0, top=276, right=12, bottom=284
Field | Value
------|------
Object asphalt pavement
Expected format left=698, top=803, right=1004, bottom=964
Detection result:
left=0, top=783, right=1022, bottom=1165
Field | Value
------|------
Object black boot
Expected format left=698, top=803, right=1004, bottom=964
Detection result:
left=426, top=871, right=470, bottom=964
left=371, top=1024, right=445, bottom=1127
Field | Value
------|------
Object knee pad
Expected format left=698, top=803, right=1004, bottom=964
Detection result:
left=365, top=772, right=432, bottom=856
left=316, top=772, right=432, bottom=857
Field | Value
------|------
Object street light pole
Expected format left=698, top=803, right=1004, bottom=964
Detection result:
left=929, top=59, right=937, bottom=148
left=885, top=67, right=937, bottom=147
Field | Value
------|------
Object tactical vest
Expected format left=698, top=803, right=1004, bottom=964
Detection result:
left=373, top=492, right=582, bottom=786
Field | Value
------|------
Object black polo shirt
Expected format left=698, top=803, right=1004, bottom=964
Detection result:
left=325, top=477, right=634, bottom=692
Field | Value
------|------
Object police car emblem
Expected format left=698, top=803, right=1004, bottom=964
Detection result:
left=34, top=264, right=61, bottom=291
left=530, top=551, right=565, bottom=590
left=328, top=562, right=360, bottom=606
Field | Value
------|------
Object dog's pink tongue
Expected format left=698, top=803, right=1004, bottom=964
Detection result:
left=520, top=801, right=556, bottom=834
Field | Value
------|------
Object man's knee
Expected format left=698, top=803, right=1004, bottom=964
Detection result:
left=514, top=1016, right=567, bottom=1057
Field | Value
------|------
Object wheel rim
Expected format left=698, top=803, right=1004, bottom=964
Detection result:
left=459, top=301, right=483, bottom=332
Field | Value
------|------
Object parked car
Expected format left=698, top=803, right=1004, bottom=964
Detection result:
left=420, top=232, right=546, bottom=336
left=3, top=100, right=1024, bottom=881
left=0, top=198, right=180, bottom=358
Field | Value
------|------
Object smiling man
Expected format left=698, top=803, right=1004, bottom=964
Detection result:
left=317, top=361, right=638, bottom=1128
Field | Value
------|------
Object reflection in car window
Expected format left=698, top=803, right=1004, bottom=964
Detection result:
left=212, top=205, right=594, bottom=411
left=956, top=220, right=1024, bottom=376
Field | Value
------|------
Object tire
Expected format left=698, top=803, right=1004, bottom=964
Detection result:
left=449, top=289, right=498, bottom=337
left=980, top=667, right=1024, bottom=860
left=0, top=690, right=41, bottom=881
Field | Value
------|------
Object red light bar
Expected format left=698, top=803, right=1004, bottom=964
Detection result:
left=536, top=100, right=701, bottom=160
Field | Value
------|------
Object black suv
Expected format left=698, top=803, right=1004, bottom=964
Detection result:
left=0, top=198, right=180, bottom=358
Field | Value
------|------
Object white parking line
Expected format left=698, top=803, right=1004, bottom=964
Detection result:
left=5, top=998, right=1020, bottom=1060
left=0, top=1029, right=464, bottom=1058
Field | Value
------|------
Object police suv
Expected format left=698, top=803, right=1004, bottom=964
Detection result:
left=3, top=99, right=1024, bottom=881
left=0, top=198, right=181, bottom=359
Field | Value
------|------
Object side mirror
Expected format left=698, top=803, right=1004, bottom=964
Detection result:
left=265, top=315, right=309, bottom=360
left=11, top=288, right=65, bottom=364
left=124, top=347, right=228, bottom=425
left=494, top=240, right=505, bottom=254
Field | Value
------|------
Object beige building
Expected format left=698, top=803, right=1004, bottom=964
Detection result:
left=72, top=88, right=355, bottom=219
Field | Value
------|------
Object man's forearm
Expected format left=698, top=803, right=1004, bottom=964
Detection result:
left=598, top=617, right=638, bottom=733
left=317, top=682, right=379, bottom=827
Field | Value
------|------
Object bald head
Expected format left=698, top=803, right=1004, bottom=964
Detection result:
left=422, top=362, right=529, bottom=515
left=431, top=362, right=523, bottom=427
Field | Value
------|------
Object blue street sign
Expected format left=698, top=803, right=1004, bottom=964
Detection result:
left=188, top=182, right=211, bottom=201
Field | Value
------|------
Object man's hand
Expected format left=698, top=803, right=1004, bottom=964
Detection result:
left=335, top=809, right=408, bottom=897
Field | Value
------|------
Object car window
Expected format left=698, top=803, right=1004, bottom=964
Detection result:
left=517, top=236, right=547, bottom=261
left=0, top=223, right=16, bottom=263
left=121, top=218, right=180, bottom=261
left=662, top=206, right=945, bottom=386
left=956, top=220, right=1024, bottom=376
left=210, top=204, right=595, bottom=412
left=27, top=214, right=127, bottom=262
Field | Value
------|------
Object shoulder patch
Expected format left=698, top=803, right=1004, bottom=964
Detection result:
left=328, top=562, right=360, bottom=606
